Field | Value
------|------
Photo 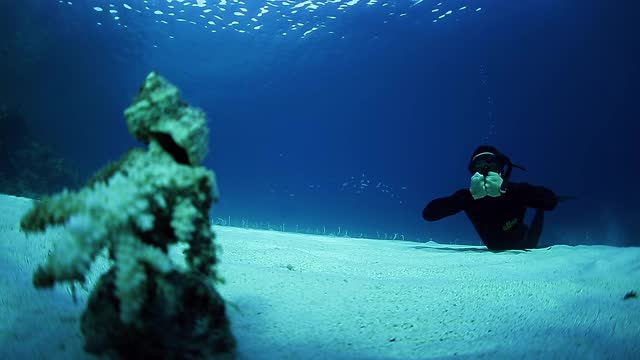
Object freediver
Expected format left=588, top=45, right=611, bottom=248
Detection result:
left=422, top=145, right=569, bottom=250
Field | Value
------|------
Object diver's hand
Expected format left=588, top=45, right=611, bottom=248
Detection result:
left=469, top=172, right=487, bottom=200
left=485, top=171, right=504, bottom=197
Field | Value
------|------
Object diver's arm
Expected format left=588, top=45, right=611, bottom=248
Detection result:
left=422, top=189, right=471, bottom=221
left=511, top=183, right=558, bottom=210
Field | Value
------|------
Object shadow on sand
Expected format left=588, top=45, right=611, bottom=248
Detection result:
left=410, top=244, right=552, bottom=253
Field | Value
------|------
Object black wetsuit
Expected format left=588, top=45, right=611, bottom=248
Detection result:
left=422, top=182, right=558, bottom=250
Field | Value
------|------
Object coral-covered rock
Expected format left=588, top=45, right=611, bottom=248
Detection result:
left=19, top=72, right=235, bottom=359
left=124, top=71, right=209, bottom=166
left=81, top=268, right=236, bottom=360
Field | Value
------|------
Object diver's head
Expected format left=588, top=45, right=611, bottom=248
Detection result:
left=468, top=145, right=527, bottom=189
left=468, top=145, right=507, bottom=176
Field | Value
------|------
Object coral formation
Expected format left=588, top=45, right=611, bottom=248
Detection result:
left=19, top=72, right=235, bottom=359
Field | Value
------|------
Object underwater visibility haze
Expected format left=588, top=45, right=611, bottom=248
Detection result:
left=2, top=0, right=639, bottom=247
left=1, top=0, right=639, bottom=359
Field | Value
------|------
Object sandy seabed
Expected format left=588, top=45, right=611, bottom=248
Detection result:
left=1, top=194, right=638, bottom=359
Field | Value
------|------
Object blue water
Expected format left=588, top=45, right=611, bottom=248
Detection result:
left=1, top=0, right=638, bottom=246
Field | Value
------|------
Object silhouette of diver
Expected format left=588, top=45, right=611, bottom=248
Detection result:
left=422, top=145, right=572, bottom=250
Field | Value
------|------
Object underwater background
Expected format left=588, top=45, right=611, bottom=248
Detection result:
left=1, top=0, right=638, bottom=247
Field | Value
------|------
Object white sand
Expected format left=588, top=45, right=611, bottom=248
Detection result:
left=1, top=193, right=639, bottom=359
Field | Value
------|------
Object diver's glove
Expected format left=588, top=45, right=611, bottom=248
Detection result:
left=469, top=172, right=487, bottom=200
left=485, top=171, right=504, bottom=197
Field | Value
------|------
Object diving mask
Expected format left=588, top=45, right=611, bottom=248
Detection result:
left=469, top=152, right=504, bottom=176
